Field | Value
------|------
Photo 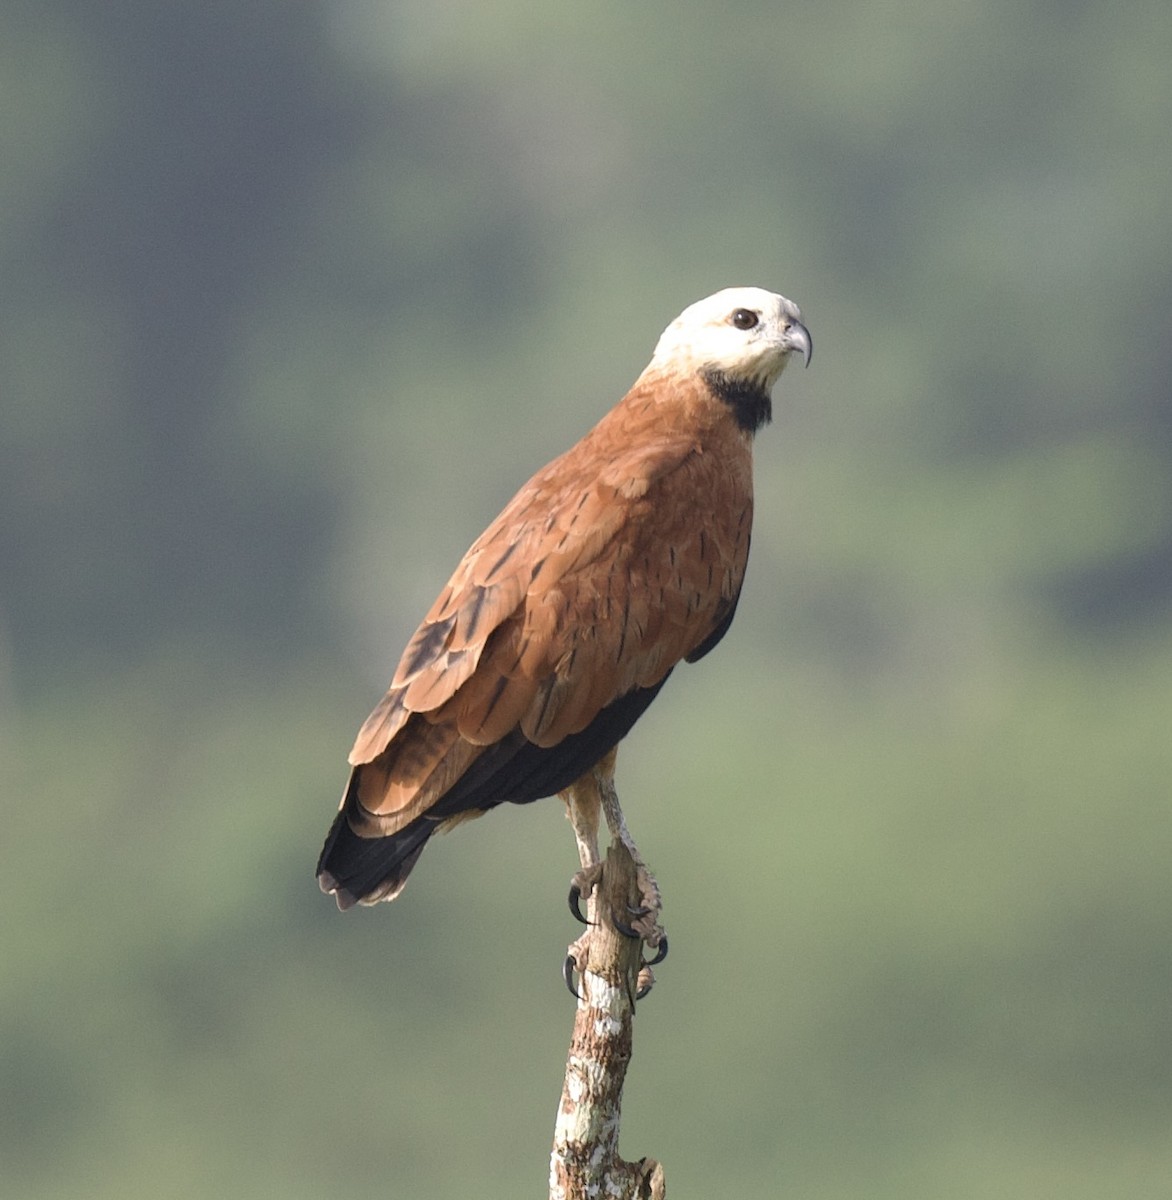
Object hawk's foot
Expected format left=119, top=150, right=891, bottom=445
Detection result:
left=567, top=863, right=604, bottom=926
left=563, top=940, right=588, bottom=1000
left=612, top=861, right=668, bottom=968
left=564, top=864, right=602, bottom=999
left=563, top=853, right=666, bottom=1001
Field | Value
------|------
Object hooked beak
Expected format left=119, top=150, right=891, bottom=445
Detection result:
left=784, top=319, right=813, bottom=368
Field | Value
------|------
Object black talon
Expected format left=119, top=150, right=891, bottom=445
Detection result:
left=626, top=904, right=652, bottom=918
left=563, top=955, right=582, bottom=1000
left=635, top=979, right=653, bottom=1001
left=568, top=885, right=592, bottom=926
left=612, top=914, right=641, bottom=939
left=643, top=934, right=668, bottom=967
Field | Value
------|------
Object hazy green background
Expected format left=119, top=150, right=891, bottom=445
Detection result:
left=3, top=1, right=1171, bottom=1196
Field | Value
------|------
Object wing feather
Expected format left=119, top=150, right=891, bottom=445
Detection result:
left=352, top=714, right=483, bottom=835
left=343, top=374, right=754, bottom=833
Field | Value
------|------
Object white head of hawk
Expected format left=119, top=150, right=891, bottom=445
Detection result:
left=648, top=286, right=812, bottom=390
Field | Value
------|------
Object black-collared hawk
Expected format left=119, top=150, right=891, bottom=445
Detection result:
left=317, top=287, right=811, bottom=941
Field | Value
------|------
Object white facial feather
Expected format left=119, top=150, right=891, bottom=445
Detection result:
left=648, top=286, right=810, bottom=387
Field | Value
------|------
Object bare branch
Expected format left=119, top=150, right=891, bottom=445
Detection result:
left=549, top=840, right=666, bottom=1199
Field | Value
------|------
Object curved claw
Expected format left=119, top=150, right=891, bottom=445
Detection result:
left=563, top=955, right=582, bottom=1001
left=612, top=915, right=641, bottom=940
left=635, top=963, right=657, bottom=1000
left=567, top=885, right=592, bottom=926
left=643, top=934, right=668, bottom=968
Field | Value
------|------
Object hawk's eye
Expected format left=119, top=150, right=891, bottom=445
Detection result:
left=731, top=308, right=759, bottom=330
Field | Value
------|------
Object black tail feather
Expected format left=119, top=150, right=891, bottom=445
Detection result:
left=316, top=809, right=434, bottom=909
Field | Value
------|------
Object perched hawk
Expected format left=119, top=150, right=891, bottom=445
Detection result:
left=317, top=287, right=811, bottom=949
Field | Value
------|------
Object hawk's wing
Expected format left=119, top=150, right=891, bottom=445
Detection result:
left=343, top=392, right=751, bottom=840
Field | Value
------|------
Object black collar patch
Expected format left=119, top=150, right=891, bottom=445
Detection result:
left=701, top=368, right=773, bottom=434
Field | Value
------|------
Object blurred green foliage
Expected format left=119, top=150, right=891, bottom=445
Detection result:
left=2, top=0, right=1171, bottom=1196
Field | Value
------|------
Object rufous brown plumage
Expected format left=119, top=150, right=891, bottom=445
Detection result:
left=317, top=287, right=811, bottom=909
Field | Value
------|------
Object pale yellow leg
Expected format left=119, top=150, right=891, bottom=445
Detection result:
left=560, top=749, right=665, bottom=997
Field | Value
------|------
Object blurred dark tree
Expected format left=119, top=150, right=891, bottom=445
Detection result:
left=2, top=3, right=359, bottom=680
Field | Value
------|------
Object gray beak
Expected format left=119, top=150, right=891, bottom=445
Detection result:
left=785, top=319, right=813, bottom=368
